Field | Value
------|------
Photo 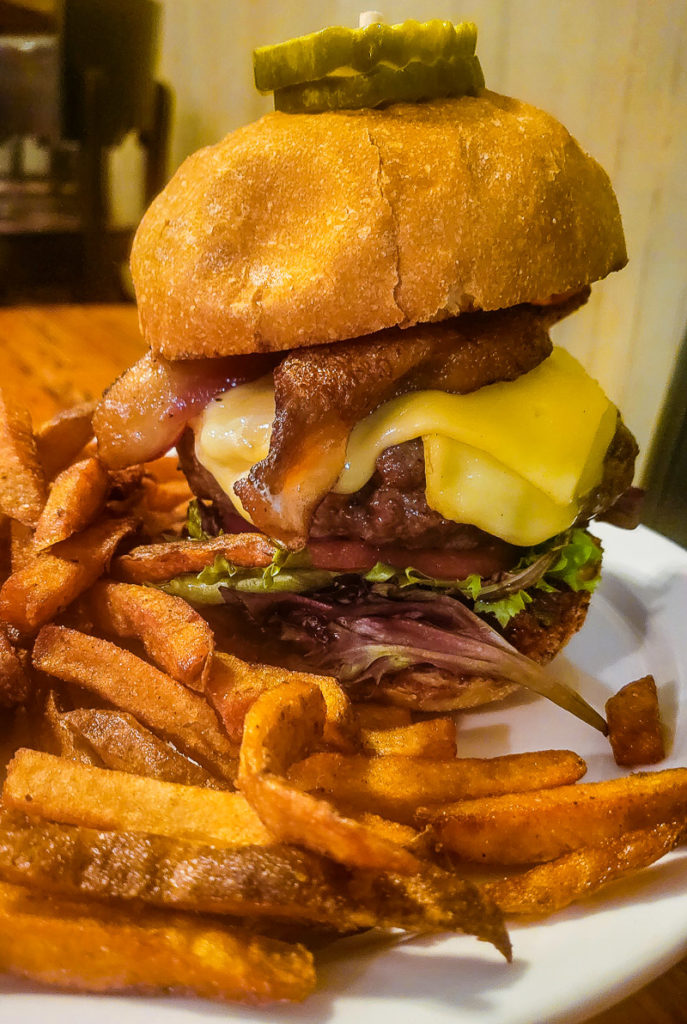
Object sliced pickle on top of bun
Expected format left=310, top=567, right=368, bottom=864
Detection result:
left=253, top=18, right=479, bottom=94
left=274, top=55, right=485, bottom=113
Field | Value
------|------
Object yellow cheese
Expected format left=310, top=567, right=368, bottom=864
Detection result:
left=194, top=374, right=274, bottom=521
left=424, top=436, right=580, bottom=545
left=194, top=348, right=616, bottom=545
left=337, top=347, right=616, bottom=505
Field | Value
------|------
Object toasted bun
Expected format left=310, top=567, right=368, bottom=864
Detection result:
left=132, top=90, right=626, bottom=360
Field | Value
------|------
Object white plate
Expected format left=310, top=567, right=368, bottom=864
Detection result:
left=2, top=523, right=686, bottom=1024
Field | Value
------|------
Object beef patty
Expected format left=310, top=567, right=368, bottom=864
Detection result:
left=178, top=416, right=637, bottom=550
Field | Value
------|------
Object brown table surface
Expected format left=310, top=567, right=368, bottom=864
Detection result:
left=0, top=304, right=685, bottom=1022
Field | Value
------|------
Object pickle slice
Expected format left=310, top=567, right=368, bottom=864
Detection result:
left=254, top=19, right=478, bottom=93
left=273, top=54, right=485, bottom=114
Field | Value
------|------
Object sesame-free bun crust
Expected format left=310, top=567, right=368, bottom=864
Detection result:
left=132, top=90, right=626, bottom=359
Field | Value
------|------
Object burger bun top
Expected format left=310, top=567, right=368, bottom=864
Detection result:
left=131, top=90, right=626, bottom=360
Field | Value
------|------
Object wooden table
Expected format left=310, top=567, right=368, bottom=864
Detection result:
left=0, top=304, right=685, bottom=1022
left=0, top=305, right=145, bottom=422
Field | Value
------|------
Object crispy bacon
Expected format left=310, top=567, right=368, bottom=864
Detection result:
left=235, top=307, right=556, bottom=548
left=94, top=351, right=277, bottom=470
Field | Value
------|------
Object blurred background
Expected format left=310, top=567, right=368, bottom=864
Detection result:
left=0, top=0, right=685, bottom=543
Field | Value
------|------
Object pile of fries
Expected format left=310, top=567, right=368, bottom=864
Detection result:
left=0, top=387, right=685, bottom=1007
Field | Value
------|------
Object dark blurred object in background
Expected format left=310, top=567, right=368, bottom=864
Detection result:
left=642, top=330, right=687, bottom=550
left=0, top=0, right=171, bottom=303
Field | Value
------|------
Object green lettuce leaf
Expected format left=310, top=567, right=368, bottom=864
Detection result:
left=545, top=527, right=603, bottom=592
left=169, top=508, right=603, bottom=626
left=163, top=547, right=337, bottom=604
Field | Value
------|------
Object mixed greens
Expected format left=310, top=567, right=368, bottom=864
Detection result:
left=169, top=503, right=602, bottom=629
left=163, top=503, right=606, bottom=732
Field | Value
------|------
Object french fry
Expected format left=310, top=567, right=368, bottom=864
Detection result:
left=484, top=821, right=685, bottom=915
left=143, top=454, right=187, bottom=484
left=130, top=471, right=193, bottom=539
left=238, top=679, right=422, bottom=874
left=0, top=515, right=10, bottom=584
left=34, top=401, right=95, bottom=480
left=0, top=625, right=31, bottom=708
left=359, top=717, right=457, bottom=758
left=207, top=652, right=357, bottom=750
left=351, top=811, right=419, bottom=848
left=87, top=580, right=215, bottom=691
left=54, top=706, right=230, bottom=788
left=0, top=877, right=315, bottom=1004
left=606, top=675, right=666, bottom=766
left=32, top=456, right=110, bottom=551
left=42, top=691, right=102, bottom=765
left=3, top=749, right=271, bottom=846
left=32, top=626, right=235, bottom=779
left=288, top=750, right=587, bottom=824
left=428, top=768, right=687, bottom=863
left=113, top=532, right=276, bottom=583
left=0, top=811, right=510, bottom=957
left=135, top=501, right=190, bottom=540
left=9, top=519, right=34, bottom=573
left=140, top=475, right=193, bottom=511
left=0, top=389, right=46, bottom=527
left=0, top=516, right=136, bottom=633
left=353, top=703, right=413, bottom=730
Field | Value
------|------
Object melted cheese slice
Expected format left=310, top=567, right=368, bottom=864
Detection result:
left=195, top=348, right=617, bottom=546
left=194, top=374, right=275, bottom=521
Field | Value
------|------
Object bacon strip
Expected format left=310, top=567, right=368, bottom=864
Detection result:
left=94, top=351, right=277, bottom=470
left=235, top=307, right=555, bottom=548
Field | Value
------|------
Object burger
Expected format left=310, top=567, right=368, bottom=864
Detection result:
left=93, top=78, right=638, bottom=724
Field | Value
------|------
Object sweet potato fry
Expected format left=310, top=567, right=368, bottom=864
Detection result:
left=238, top=679, right=421, bottom=874
left=429, top=768, right=687, bottom=863
left=0, top=624, right=31, bottom=708
left=0, top=515, right=136, bottom=633
left=113, top=532, right=277, bottom=583
left=606, top=675, right=665, bottom=766
left=0, top=876, right=315, bottom=1004
left=3, top=749, right=271, bottom=846
left=87, top=580, right=215, bottom=691
left=0, top=811, right=510, bottom=957
left=359, top=717, right=457, bottom=758
left=34, top=401, right=95, bottom=480
left=289, top=750, right=587, bottom=824
left=484, top=821, right=685, bottom=916
left=207, top=652, right=356, bottom=750
left=32, top=626, right=235, bottom=779
left=0, top=389, right=46, bottom=527
left=32, top=456, right=110, bottom=551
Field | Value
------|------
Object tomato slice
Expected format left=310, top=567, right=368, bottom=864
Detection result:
left=306, top=538, right=517, bottom=579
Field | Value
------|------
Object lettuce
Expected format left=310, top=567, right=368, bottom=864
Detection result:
left=173, top=503, right=602, bottom=627
left=218, top=586, right=606, bottom=732
left=164, top=547, right=336, bottom=604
